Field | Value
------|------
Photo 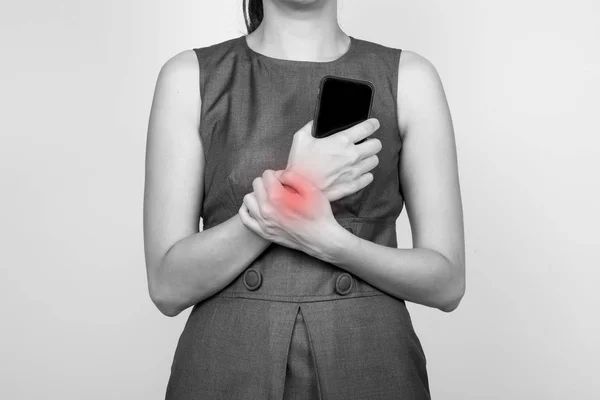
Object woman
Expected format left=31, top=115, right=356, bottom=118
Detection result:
left=144, top=0, right=465, bottom=398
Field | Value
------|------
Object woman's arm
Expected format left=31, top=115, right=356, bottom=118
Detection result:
left=316, top=51, right=466, bottom=312
left=144, top=50, right=271, bottom=317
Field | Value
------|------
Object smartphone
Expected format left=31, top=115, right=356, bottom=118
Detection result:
left=311, top=75, right=375, bottom=144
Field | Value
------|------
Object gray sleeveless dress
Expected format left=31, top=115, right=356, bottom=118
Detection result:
left=165, top=34, right=431, bottom=400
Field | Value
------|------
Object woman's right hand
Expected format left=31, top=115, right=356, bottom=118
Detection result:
left=280, top=118, right=383, bottom=202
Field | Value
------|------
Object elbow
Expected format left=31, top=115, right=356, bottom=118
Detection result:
left=438, top=292, right=463, bottom=313
left=436, top=267, right=466, bottom=313
left=147, top=252, right=187, bottom=317
left=148, top=276, right=183, bottom=318
left=151, top=292, right=182, bottom=317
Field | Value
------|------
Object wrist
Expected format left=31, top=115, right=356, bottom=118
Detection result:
left=313, top=221, right=354, bottom=265
left=285, top=165, right=321, bottom=189
left=236, top=206, right=273, bottom=246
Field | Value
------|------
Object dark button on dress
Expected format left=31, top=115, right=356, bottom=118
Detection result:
left=165, top=34, right=431, bottom=400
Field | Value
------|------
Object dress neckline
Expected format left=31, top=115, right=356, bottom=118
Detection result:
left=240, top=34, right=356, bottom=67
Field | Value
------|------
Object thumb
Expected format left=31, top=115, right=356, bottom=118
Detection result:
left=278, top=169, right=316, bottom=198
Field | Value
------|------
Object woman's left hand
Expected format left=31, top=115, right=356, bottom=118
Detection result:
left=238, top=169, right=339, bottom=258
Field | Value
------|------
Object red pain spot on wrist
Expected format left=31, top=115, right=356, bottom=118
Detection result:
left=276, top=171, right=315, bottom=215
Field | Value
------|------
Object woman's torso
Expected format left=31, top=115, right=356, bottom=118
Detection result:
left=165, top=34, right=431, bottom=400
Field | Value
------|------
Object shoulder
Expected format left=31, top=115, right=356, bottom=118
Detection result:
left=396, top=50, right=447, bottom=137
left=397, top=50, right=441, bottom=84
left=157, top=50, right=199, bottom=83
left=158, top=35, right=239, bottom=77
left=154, top=37, right=242, bottom=103
left=154, top=49, right=200, bottom=103
left=151, top=50, right=202, bottom=126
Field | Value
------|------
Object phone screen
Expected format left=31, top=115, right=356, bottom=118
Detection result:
left=312, top=76, right=374, bottom=141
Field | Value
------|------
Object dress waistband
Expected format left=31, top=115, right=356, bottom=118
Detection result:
left=214, top=218, right=397, bottom=302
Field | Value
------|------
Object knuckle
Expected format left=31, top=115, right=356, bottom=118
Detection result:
left=262, top=204, right=273, bottom=217
left=268, top=191, right=280, bottom=203
left=337, top=134, right=350, bottom=146
left=359, top=124, right=370, bottom=136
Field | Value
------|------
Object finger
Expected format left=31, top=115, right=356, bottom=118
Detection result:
left=262, top=169, right=285, bottom=201
left=354, top=172, right=374, bottom=190
left=333, top=172, right=374, bottom=200
left=355, top=154, right=380, bottom=175
left=238, top=203, right=262, bottom=234
left=277, top=169, right=317, bottom=198
left=252, top=177, right=269, bottom=206
left=338, top=118, right=380, bottom=144
left=354, top=137, right=383, bottom=160
left=243, top=193, right=262, bottom=221
left=274, top=169, right=302, bottom=202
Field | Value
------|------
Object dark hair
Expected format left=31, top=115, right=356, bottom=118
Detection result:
left=243, top=0, right=264, bottom=34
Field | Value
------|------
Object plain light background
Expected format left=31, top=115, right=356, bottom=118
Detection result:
left=1, top=0, right=599, bottom=398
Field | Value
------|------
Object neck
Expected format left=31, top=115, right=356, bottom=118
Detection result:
left=247, top=0, right=349, bottom=62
